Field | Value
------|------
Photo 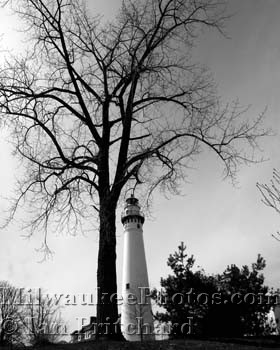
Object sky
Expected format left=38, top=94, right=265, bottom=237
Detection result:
left=0, top=0, right=280, bottom=336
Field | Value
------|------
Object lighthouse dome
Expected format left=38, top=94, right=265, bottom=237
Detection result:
left=121, top=195, right=145, bottom=224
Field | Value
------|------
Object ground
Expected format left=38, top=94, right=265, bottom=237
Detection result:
left=4, top=338, right=280, bottom=350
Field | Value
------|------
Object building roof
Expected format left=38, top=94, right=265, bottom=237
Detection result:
left=71, top=316, right=97, bottom=336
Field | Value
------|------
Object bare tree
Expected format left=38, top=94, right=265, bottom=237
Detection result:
left=0, top=281, right=22, bottom=346
left=19, top=290, right=64, bottom=346
left=257, top=169, right=280, bottom=241
left=0, top=0, right=267, bottom=338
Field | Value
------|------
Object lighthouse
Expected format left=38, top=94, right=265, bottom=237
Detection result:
left=121, top=195, right=154, bottom=341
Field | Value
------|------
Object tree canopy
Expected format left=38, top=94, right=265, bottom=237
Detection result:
left=154, top=243, right=270, bottom=337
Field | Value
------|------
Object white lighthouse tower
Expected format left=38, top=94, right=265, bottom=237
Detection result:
left=121, top=195, right=154, bottom=341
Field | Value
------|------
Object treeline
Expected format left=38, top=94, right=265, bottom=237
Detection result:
left=0, top=281, right=64, bottom=346
left=152, top=242, right=279, bottom=338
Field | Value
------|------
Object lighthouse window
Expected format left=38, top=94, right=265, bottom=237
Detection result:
left=126, top=283, right=130, bottom=290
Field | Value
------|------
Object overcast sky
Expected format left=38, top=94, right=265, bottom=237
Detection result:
left=0, top=0, right=280, bottom=335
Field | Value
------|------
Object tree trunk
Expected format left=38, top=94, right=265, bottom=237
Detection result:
left=96, top=200, right=124, bottom=340
left=0, top=326, right=5, bottom=345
